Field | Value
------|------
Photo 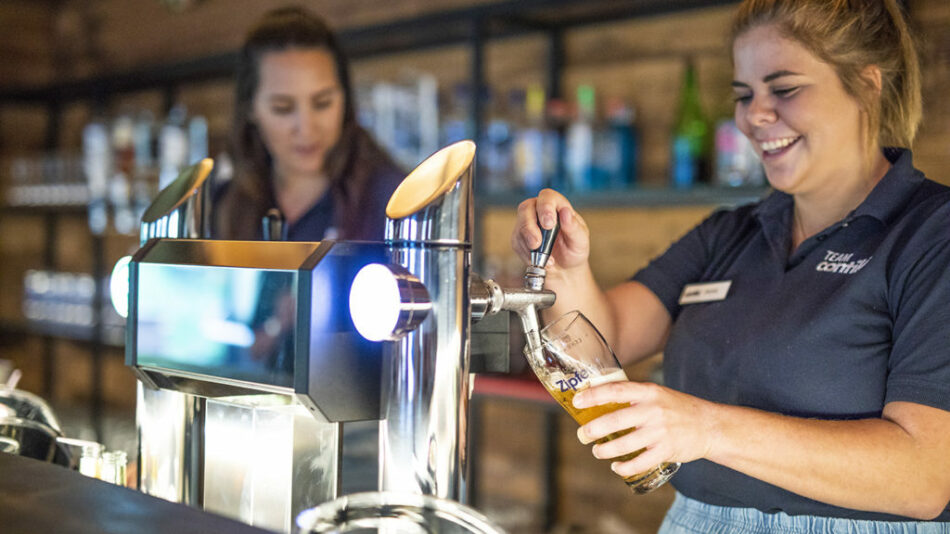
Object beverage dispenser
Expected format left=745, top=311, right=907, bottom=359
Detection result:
left=125, top=141, right=556, bottom=532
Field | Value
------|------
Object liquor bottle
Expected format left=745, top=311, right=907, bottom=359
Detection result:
left=479, top=87, right=515, bottom=193
left=715, top=119, right=765, bottom=187
left=565, top=85, right=596, bottom=192
left=188, top=115, right=209, bottom=165
left=132, top=110, right=156, bottom=226
left=158, top=104, right=188, bottom=190
left=670, top=60, right=711, bottom=188
left=110, top=114, right=136, bottom=234
left=440, top=83, right=473, bottom=147
left=514, top=85, right=547, bottom=194
left=598, top=97, right=639, bottom=190
left=545, top=98, right=570, bottom=192
left=83, top=118, right=110, bottom=235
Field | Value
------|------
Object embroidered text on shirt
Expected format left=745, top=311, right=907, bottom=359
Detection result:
left=816, top=250, right=872, bottom=274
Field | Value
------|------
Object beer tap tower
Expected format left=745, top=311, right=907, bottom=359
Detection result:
left=125, top=141, right=557, bottom=532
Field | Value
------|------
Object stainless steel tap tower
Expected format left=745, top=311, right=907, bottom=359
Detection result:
left=126, top=142, right=556, bottom=532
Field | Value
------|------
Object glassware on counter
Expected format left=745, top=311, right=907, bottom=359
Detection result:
left=78, top=442, right=104, bottom=478
left=100, top=450, right=128, bottom=486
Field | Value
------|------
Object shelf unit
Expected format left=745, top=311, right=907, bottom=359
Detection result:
left=0, top=203, right=121, bottom=440
left=0, top=0, right=739, bottom=152
left=0, top=0, right=747, bottom=449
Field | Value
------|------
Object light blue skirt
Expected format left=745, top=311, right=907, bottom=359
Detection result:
left=658, top=492, right=950, bottom=534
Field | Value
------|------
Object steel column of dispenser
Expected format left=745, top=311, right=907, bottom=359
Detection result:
left=379, top=152, right=475, bottom=503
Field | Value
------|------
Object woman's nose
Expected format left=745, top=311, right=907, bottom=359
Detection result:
left=293, top=109, right=318, bottom=136
left=746, top=95, right=777, bottom=126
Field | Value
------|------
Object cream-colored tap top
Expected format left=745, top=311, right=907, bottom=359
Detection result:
left=141, top=158, right=214, bottom=223
left=385, top=140, right=475, bottom=220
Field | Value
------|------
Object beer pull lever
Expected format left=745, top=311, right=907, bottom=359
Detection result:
left=470, top=220, right=560, bottom=355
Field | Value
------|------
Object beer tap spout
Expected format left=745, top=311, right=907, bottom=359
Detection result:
left=470, top=220, right=560, bottom=358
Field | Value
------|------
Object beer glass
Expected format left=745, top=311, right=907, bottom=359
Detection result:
left=525, top=310, right=680, bottom=494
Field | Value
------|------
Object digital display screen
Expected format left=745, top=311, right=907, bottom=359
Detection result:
left=131, top=240, right=391, bottom=409
left=135, top=264, right=298, bottom=388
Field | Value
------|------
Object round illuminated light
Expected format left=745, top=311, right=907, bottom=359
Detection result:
left=110, top=255, right=132, bottom=319
left=349, top=263, right=431, bottom=342
left=349, top=264, right=402, bottom=342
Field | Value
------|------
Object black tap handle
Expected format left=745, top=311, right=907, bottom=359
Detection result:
left=530, top=219, right=560, bottom=269
left=262, top=208, right=285, bottom=241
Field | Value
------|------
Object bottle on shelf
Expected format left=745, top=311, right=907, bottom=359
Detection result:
left=478, top=87, right=516, bottom=193
left=439, top=82, right=473, bottom=147
left=110, top=113, right=136, bottom=235
left=715, top=118, right=765, bottom=187
left=188, top=114, right=209, bottom=165
left=545, top=98, right=570, bottom=192
left=670, top=59, right=711, bottom=189
left=132, top=110, right=157, bottom=227
left=565, top=84, right=596, bottom=193
left=82, top=118, right=111, bottom=234
left=158, top=103, right=189, bottom=190
left=597, top=97, right=639, bottom=190
left=365, top=73, right=441, bottom=170
left=513, top=85, right=552, bottom=195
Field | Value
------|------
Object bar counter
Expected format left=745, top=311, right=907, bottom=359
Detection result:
left=0, top=452, right=274, bottom=534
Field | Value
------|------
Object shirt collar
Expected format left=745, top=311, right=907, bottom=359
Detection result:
left=752, top=147, right=923, bottom=226
left=851, top=147, right=924, bottom=225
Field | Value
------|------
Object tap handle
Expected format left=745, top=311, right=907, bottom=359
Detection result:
left=530, top=219, right=560, bottom=269
left=262, top=208, right=285, bottom=241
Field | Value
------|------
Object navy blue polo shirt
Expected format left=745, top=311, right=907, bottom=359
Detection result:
left=285, top=167, right=404, bottom=242
left=633, top=148, right=950, bottom=521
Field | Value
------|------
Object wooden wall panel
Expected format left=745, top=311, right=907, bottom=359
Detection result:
left=69, top=0, right=497, bottom=76
left=913, top=0, right=950, bottom=183
left=0, top=1, right=54, bottom=86
left=0, top=106, right=48, bottom=153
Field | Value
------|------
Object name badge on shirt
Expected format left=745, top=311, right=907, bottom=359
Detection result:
left=678, top=280, right=732, bottom=305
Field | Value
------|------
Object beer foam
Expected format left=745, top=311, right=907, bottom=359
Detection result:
left=545, top=368, right=627, bottom=389
left=589, top=369, right=628, bottom=387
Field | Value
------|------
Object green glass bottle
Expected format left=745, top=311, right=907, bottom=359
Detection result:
left=671, top=60, right=711, bottom=188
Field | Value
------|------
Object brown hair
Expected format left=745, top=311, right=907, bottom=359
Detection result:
left=731, top=0, right=922, bottom=149
left=217, top=6, right=399, bottom=240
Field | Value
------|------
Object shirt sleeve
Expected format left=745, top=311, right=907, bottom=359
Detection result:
left=885, top=236, right=950, bottom=412
left=632, top=209, right=729, bottom=320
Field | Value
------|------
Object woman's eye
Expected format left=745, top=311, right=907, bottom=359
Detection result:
left=313, top=99, right=333, bottom=110
left=733, top=94, right=752, bottom=104
left=270, top=106, right=293, bottom=115
left=773, top=86, right=800, bottom=98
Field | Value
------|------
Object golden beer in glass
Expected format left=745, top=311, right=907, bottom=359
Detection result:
left=526, top=310, right=679, bottom=494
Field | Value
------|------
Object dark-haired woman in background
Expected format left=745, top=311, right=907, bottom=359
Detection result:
left=215, top=6, right=402, bottom=241
left=215, top=7, right=402, bottom=496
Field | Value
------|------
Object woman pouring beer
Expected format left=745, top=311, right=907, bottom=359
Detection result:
left=512, top=0, right=950, bottom=531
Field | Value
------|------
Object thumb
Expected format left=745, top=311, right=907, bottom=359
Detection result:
left=558, top=207, right=588, bottom=249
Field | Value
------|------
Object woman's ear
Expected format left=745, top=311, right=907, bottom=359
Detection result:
left=862, top=64, right=883, bottom=96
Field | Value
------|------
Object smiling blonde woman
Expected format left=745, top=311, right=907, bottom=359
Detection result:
left=511, top=1, right=950, bottom=531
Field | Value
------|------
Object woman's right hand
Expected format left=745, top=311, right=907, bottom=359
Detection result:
left=511, top=188, right=590, bottom=276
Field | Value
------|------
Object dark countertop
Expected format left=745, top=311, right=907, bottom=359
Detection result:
left=0, top=453, right=275, bottom=534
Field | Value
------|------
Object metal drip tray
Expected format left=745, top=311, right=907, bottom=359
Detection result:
left=295, top=492, right=506, bottom=534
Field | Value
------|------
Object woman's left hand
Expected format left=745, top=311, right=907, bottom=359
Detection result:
left=573, top=381, right=718, bottom=478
